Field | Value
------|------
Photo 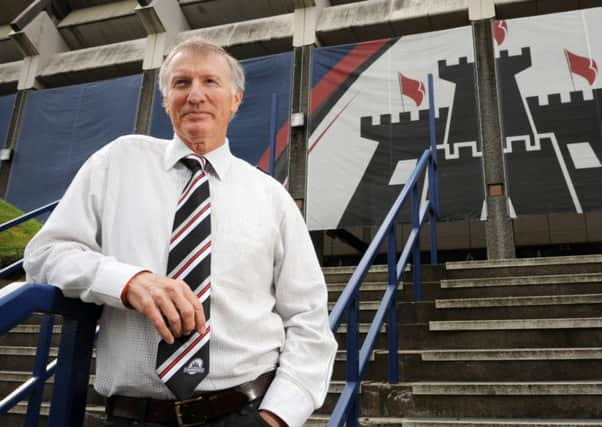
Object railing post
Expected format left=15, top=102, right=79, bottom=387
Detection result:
left=411, top=183, right=422, bottom=302
left=386, top=225, right=399, bottom=383
left=47, top=308, right=101, bottom=427
left=24, top=314, right=54, bottom=427
left=269, top=93, right=278, bottom=177
left=345, top=289, right=360, bottom=427
left=427, top=73, right=439, bottom=265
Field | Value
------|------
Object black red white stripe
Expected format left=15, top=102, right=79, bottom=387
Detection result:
left=156, top=154, right=212, bottom=397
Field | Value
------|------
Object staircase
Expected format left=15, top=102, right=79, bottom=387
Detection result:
left=3, top=254, right=602, bottom=426
left=318, top=254, right=602, bottom=426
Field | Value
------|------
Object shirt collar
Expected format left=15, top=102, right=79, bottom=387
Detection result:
left=164, top=134, right=233, bottom=180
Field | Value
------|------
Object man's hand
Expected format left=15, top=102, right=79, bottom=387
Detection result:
left=124, top=272, right=206, bottom=344
left=259, top=410, right=287, bottom=427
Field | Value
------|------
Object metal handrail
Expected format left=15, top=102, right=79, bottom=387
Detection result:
left=0, top=284, right=101, bottom=427
left=0, top=199, right=101, bottom=427
left=327, top=74, right=439, bottom=427
left=0, top=200, right=58, bottom=277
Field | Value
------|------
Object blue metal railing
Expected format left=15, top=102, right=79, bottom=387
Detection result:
left=0, top=284, right=101, bottom=427
left=0, top=200, right=59, bottom=277
left=0, top=198, right=102, bottom=427
left=327, top=74, right=439, bottom=427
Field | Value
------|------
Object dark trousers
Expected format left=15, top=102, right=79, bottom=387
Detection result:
left=101, top=398, right=271, bottom=427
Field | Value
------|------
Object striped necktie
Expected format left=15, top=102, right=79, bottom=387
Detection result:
left=156, top=154, right=211, bottom=399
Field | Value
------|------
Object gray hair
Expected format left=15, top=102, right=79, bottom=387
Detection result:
left=158, top=36, right=245, bottom=97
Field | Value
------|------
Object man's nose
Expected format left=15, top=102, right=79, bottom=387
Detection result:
left=187, top=82, right=205, bottom=104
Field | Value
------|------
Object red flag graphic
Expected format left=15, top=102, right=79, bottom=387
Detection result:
left=565, top=49, right=598, bottom=85
left=398, top=73, right=425, bottom=107
left=493, top=20, right=508, bottom=46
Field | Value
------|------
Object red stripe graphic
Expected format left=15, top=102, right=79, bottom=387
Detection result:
left=310, top=39, right=390, bottom=113
left=308, top=93, right=358, bottom=154
left=172, top=241, right=211, bottom=279
left=257, top=39, right=390, bottom=171
left=170, top=203, right=211, bottom=244
left=159, top=326, right=211, bottom=379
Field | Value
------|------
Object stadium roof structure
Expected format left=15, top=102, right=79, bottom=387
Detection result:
left=0, top=0, right=600, bottom=92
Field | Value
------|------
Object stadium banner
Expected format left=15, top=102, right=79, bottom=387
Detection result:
left=307, top=27, right=483, bottom=230
left=149, top=51, right=293, bottom=183
left=0, top=94, right=16, bottom=148
left=6, top=74, right=142, bottom=212
left=495, top=8, right=602, bottom=216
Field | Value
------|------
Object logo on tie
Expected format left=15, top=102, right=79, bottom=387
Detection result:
left=183, top=358, right=205, bottom=375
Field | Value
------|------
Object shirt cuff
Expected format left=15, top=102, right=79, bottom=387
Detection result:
left=89, top=258, right=149, bottom=309
left=259, top=373, right=314, bottom=427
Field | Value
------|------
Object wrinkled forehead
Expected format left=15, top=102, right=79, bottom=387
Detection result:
left=166, top=49, right=233, bottom=80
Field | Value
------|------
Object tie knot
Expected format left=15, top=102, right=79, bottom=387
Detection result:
left=181, top=155, right=206, bottom=173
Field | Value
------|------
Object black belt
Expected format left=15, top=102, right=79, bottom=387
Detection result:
left=106, top=371, right=275, bottom=427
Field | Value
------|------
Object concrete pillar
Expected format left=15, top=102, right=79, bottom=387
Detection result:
left=470, top=0, right=516, bottom=259
left=291, top=1, right=330, bottom=257
left=136, top=0, right=190, bottom=71
left=288, top=45, right=312, bottom=214
left=289, top=0, right=329, bottom=214
left=134, top=0, right=189, bottom=135
left=0, top=90, right=27, bottom=197
left=135, top=69, right=158, bottom=134
left=9, top=12, right=69, bottom=90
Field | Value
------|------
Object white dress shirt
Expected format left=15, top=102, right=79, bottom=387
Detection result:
left=24, top=134, right=337, bottom=427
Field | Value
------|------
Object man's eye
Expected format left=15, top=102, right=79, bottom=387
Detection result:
left=173, top=80, right=188, bottom=87
left=206, top=79, right=218, bottom=86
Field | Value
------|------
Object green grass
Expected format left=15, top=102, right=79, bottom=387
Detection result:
left=0, top=199, right=42, bottom=265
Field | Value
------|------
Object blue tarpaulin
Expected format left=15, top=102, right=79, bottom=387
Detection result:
left=6, top=75, right=142, bottom=211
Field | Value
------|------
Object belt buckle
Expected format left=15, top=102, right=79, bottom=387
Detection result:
left=174, top=395, right=207, bottom=427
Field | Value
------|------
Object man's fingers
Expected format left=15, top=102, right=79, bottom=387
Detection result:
left=174, top=286, right=197, bottom=336
left=157, top=296, right=183, bottom=339
left=195, top=300, right=207, bottom=334
left=124, top=272, right=204, bottom=341
left=146, top=304, right=175, bottom=344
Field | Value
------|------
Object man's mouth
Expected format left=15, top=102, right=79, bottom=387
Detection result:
left=184, top=111, right=211, bottom=118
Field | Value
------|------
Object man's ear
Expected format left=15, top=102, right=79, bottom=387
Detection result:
left=231, top=90, right=243, bottom=114
left=163, top=96, right=169, bottom=114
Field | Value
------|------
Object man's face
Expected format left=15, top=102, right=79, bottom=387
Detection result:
left=163, top=50, right=242, bottom=154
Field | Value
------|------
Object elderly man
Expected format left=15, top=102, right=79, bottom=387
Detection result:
left=24, top=37, right=337, bottom=427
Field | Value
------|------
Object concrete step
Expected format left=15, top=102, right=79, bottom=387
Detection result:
left=429, top=294, right=602, bottom=321
left=426, top=282, right=602, bottom=300
left=441, top=273, right=602, bottom=289
left=444, top=255, right=602, bottom=279
left=358, top=417, right=602, bottom=426
left=360, top=381, right=602, bottom=418
left=328, top=281, right=403, bottom=300
left=411, top=381, right=602, bottom=395
left=437, top=293, right=602, bottom=309
left=340, top=318, right=602, bottom=350
left=0, top=370, right=105, bottom=406
left=0, top=323, right=62, bottom=347
left=0, top=346, right=97, bottom=373
left=329, top=273, right=602, bottom=304
left=398, top=322, right=602, bottom=349
left=324, top=265, right=390, bottom=284
left=333, top=295, right=602, bottom=323
left=332, top=348, right=602, bottom=382
left=430, top=317, right=602, bottom=331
